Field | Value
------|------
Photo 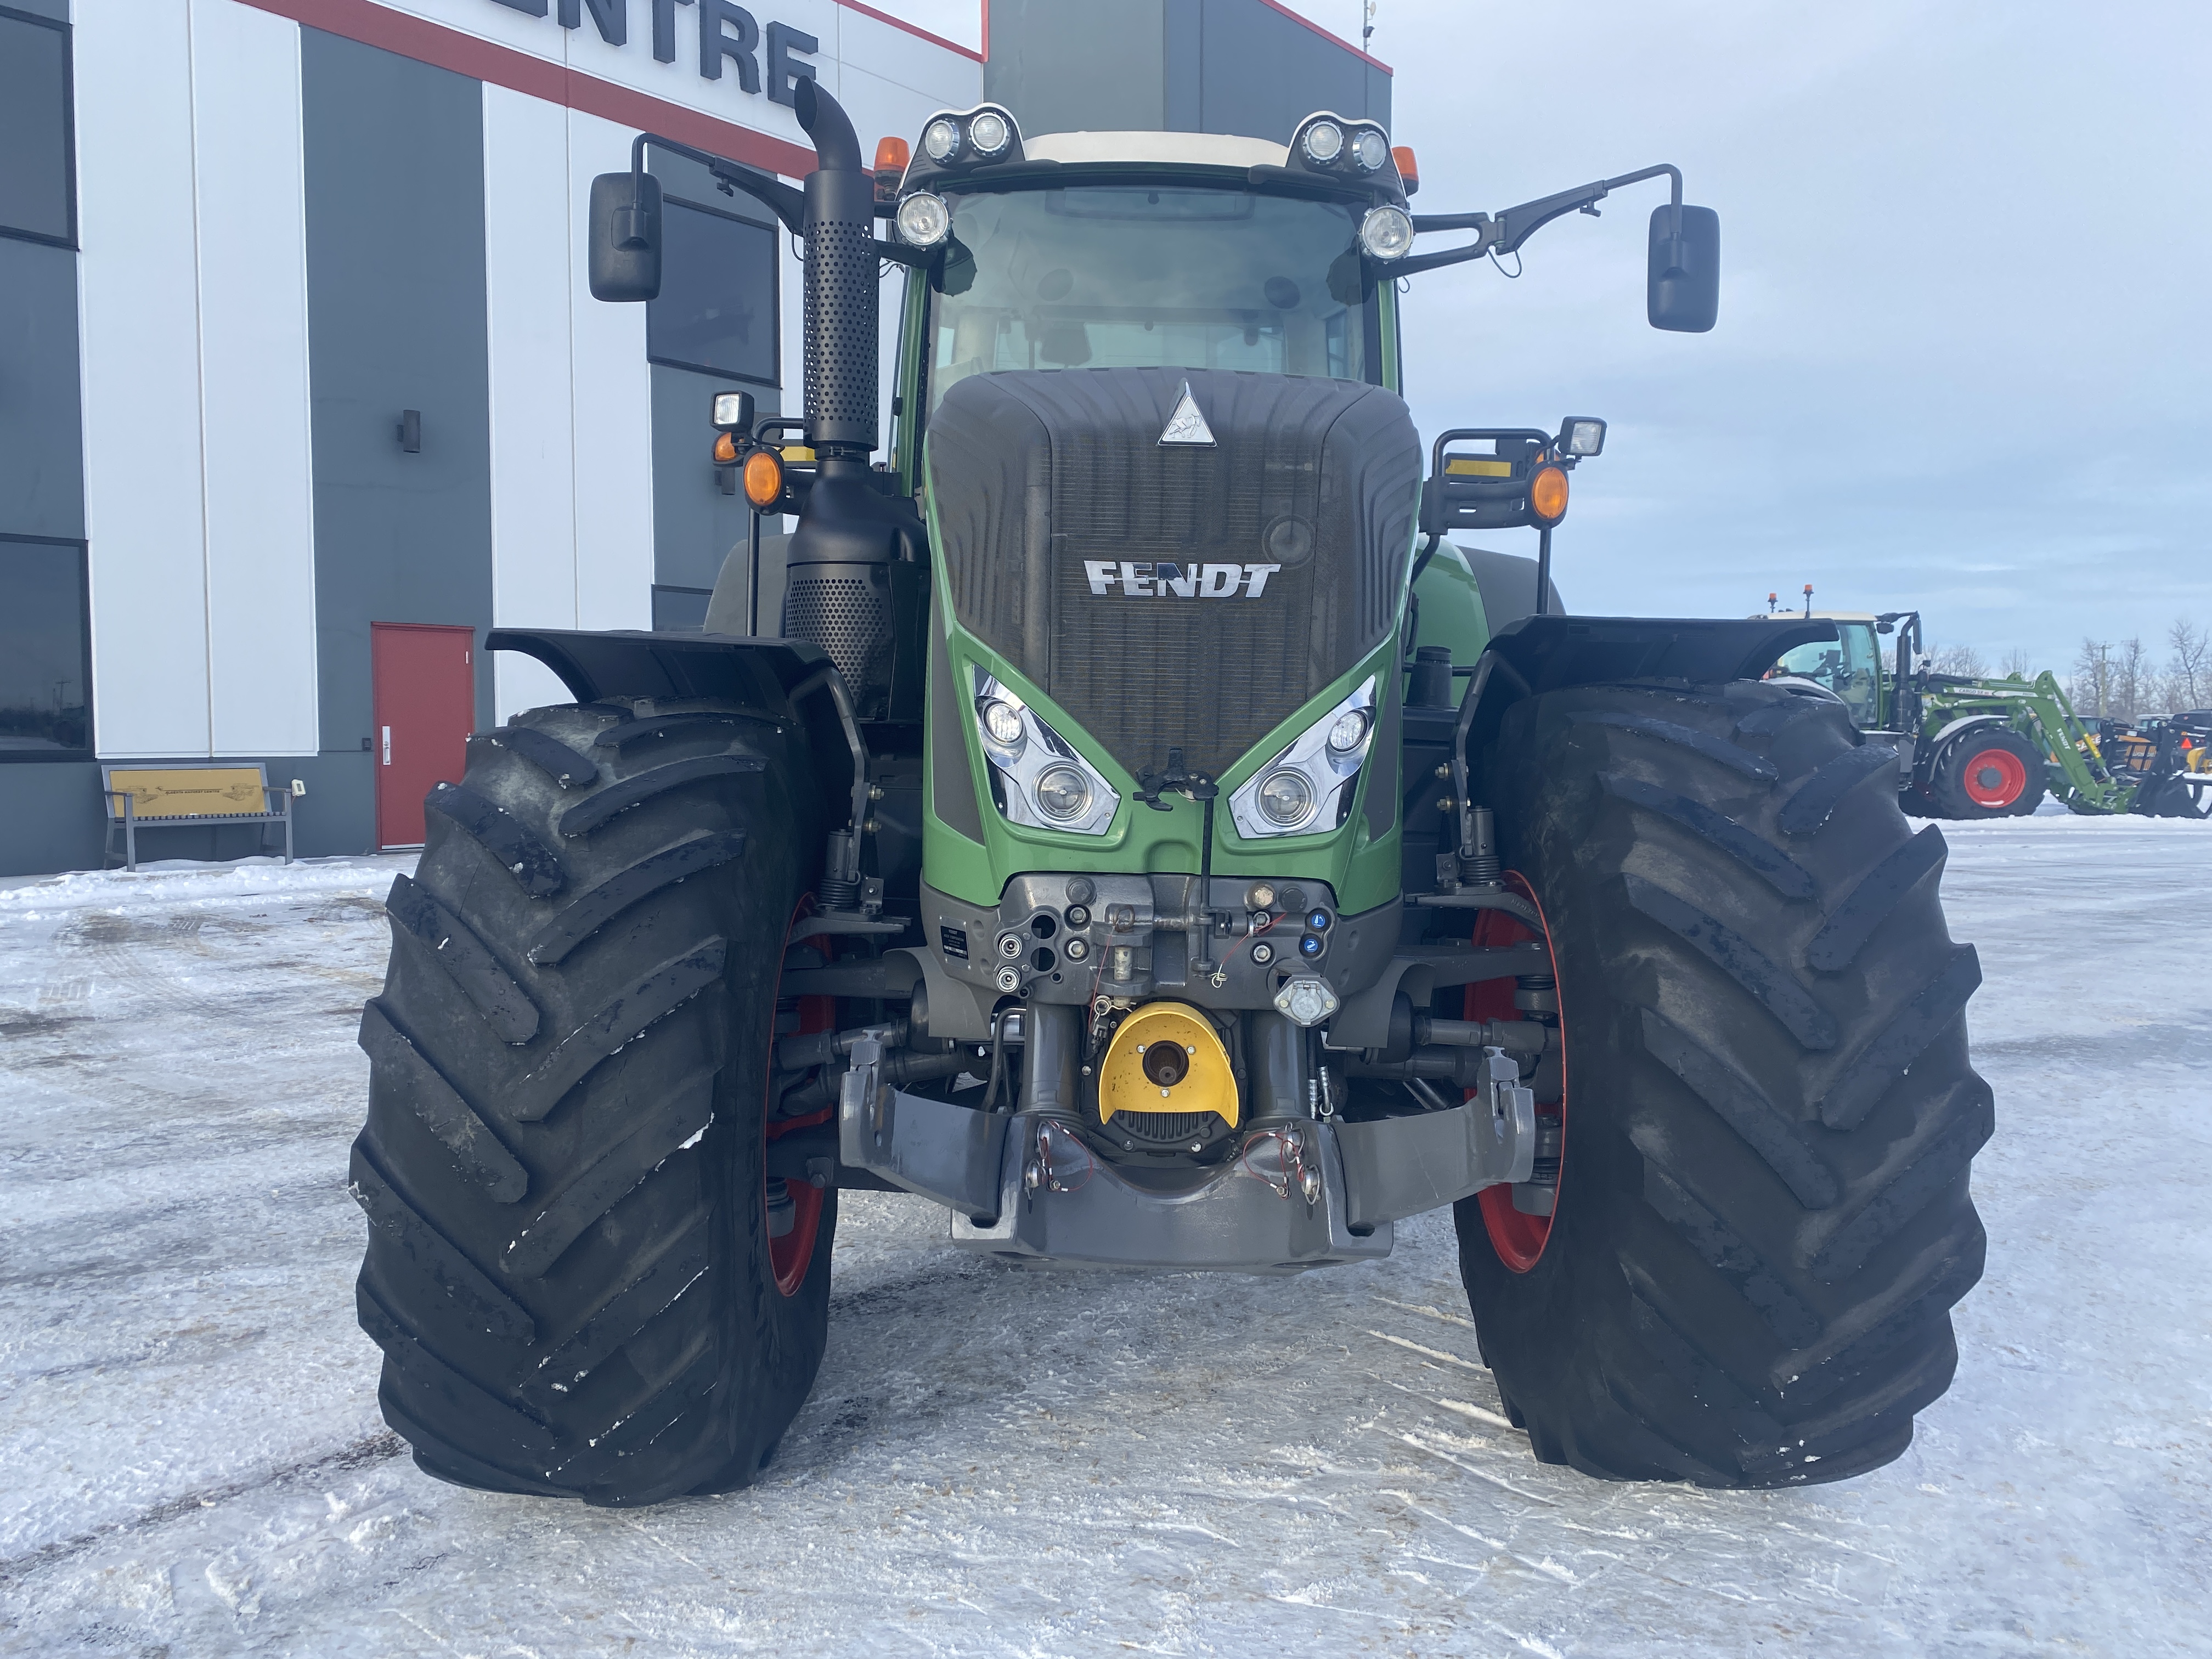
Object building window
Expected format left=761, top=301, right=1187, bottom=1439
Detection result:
left=0, top=536, right=92, bottom=760
left=0, top=7, right=75, bottom=249
left=648, top=197, right=778, bottom=386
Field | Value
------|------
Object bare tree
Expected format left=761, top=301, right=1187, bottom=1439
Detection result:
left=2002, top=645, right=2035, bottom=679
left=2073, top=638, right=2114, bottom=716
left=2168, top=619, right=2209, bottom=712
left=2112, top=637, right=2150, bottom=721
left=1932, top=643, right=1988, bottom=678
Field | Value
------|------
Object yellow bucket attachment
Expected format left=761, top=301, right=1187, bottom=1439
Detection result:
left=1098, top=1002, right=1238, bottom=1127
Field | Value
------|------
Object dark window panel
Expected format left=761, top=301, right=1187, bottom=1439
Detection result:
left=651, top=584, right=712, bottom=631
left=0, top=12, right=74, bottom=246
left=648, top=198, right=778, bottom=386
left=0, top=536, right=92, bottom=758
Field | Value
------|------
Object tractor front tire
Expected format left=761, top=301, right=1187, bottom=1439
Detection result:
left=1929, top=729, right=2045, bottom=818
left=351, top=697, right=832, bottom=1505
left=1455, top=679, right=1990, bottom=1487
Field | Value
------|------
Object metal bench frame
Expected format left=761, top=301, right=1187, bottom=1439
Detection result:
left=100, top=761, right=295, bottom=872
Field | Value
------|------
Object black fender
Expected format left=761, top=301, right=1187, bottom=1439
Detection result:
left=486, top=627, right=864, bottom=843
left=1462, top=613, right=1835, bottom=758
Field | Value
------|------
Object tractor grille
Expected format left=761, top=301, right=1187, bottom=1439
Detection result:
left=927, top=368, right=1421, bottom=784
left=1111, top=1109, right=1221, bottom=1148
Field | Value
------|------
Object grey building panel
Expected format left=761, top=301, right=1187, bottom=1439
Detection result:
left=982, top=0, right=1385, bottom=144
left=0, top=752, right=382, bottom=876
left=301, top=29, right=495, bottom=754
left=0, top=238, right=83, bottom=539
left=1197, top=0, right=1375, bottom=143
left=1162, top=3, right=1200, bottom=132
left=651, top=362, right=776, bottom=595
left=984, top=0, right=1166, bottom=136
left=5, top=0, right=68, bottom=21
left=1363, top=60, right=1392, bottom=130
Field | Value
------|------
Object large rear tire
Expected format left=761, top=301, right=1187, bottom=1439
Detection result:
left=351, top=697, right=832, bottom=1505
left=1454, top=678, right=1990, bottom=1487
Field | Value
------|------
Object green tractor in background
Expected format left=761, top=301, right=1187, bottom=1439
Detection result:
left=1754, top=600, right=2209, bottom=819
left=348, top=87, right=1994, bottom=1506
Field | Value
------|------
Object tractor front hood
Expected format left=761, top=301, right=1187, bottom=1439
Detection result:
left=924, top=368, right=1423, bottom=788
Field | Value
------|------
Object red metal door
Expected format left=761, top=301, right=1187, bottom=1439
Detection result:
left=371, top=623, right=477, bottom=850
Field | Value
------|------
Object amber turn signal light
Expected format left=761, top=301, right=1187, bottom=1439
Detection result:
left=1528, top=463, right=1570, bottom=524
left=742, top=448, right=785, bottom=510
left=712, top=431, right=739, bottom=464
left=1391, top=145, right=1419, bottom=195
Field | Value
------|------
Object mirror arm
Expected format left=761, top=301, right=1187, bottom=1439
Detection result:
left=1397, top=164, right=1688, bottom=279
left=1392, top=232, right=1498, bottom=279
left=628, top=131, right=808, bottom=235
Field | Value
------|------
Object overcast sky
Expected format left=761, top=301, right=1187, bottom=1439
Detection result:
left=898, top=1, right=2207, bottom=670
left=1357, top=0, right=2212, bottom=671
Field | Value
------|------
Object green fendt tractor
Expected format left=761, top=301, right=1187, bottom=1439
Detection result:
left=1756, top=604, right=2209, bottom=818
left=350, top=87, right=1993, bottom=1506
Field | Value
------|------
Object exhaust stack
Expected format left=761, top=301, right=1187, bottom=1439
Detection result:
left=793, top=80, right=878, bottom=464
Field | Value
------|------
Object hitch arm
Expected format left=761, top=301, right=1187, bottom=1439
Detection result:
left=1397, top=162, right=1684, bottom=279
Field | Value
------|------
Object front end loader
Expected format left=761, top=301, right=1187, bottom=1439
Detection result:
left=349, top=88, right=1993, bottom=1504
left=1757, top=606, right=2208, bottom=818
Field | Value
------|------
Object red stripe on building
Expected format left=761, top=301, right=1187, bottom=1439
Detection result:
left=1248, top=0, right=1392, bottom=75
left=839, top=0, right=983, bottom=63
left=236, top=0, right=825, bottom=177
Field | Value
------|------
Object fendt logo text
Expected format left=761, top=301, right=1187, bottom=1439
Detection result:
left=1083, top=562, right=1282, bottom=598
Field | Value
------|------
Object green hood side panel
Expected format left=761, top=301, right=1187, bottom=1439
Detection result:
left=1407, top=541, right=1491, bottom=696
left=918, top=457, right=1416, bottom=913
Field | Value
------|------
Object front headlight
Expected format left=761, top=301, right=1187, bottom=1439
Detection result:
left=1228, top=678, right=1377, bottom=840
left=970, top=668, right=1120, bottom=835
left=1359, top=205, right=1414, bottom=260
left=896, top=191, right=950, bottom=248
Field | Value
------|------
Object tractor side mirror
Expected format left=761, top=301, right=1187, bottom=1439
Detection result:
left=588, top=170, right=663, bottom=303
left=1647, top=204, right=1719, bottom=333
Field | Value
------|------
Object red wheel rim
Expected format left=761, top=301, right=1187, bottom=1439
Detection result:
left=1466, top=873, right=1566, bottom=1274
left=763, top=902, right=830, bottom=1296
left=1960, top=746, right=2027, bottom=808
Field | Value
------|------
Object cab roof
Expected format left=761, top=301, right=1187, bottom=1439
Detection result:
left=1023, top=131, right=1290, bottom=170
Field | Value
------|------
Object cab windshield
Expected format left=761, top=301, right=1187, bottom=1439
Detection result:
left=924, top=184, right=1378, bottom=409
left=1778, top=623, right=1882, bottom=727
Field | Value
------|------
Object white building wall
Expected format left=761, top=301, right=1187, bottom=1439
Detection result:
left=483, top=86, right=583, bottom=722
left=76, top=0, right=212, bottom=760
left=77, top=0, right=320, bottom=761
left=82, top=0, right=985, bottom=741
left=565, top=111, right=656, bottom=636
left=189, top=0, right=319, bottom=757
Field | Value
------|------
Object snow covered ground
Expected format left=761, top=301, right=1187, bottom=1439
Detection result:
left=1, top=819, right=2207, bottom=1657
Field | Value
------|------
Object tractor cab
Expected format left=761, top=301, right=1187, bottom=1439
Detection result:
left=1754, top=608, right=1890, bottom=729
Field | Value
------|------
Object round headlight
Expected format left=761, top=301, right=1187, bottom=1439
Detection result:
left=1326, top=708, right=1371, bottom=754
left=1359, top=205, right=1415, bottom=260
left=1258, top=769, right=1316, bottom=828
left=1352, top=128, right=1390, bottom=171
left=1034, top=764, right=1092, bottom=823
left=968, top=110, right=1011, bottom=155
left=922, top=118, right=960, bottom=162
left=1302, top=120, right=1344, bottom=163
left=896, top=191, right=950, bottom=248
left=981, top=698, right=1025, bottom=748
